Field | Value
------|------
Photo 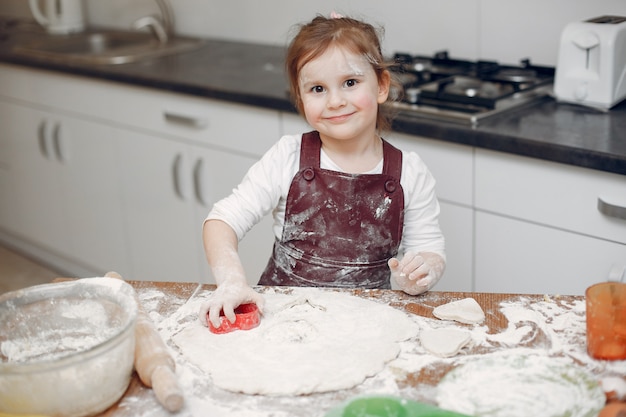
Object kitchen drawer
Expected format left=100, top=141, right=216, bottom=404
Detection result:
left=475, top=212, right=626, bottom=295
left=475, top=149, right=626, bottom=244
left=0, top=64, right=118, bottom=121
left=110, top=83, right=281, bottom=156
left=0, top=63, right=282, bottom=157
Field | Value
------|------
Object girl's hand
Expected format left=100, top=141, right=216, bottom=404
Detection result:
left=388, top=251, right=445, bottom=295
left=198, top=279, right=265, bottom=328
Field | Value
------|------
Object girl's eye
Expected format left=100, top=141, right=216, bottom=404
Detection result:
left=344, top=79, right=358, bottom=88
left=311, top=85, right=325, bottom=93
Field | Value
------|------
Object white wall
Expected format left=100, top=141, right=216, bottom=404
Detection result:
left=4, top=1, right=626, bottom=66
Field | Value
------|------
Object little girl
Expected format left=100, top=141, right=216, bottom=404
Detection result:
left=200, top=14, right=446, bottom=328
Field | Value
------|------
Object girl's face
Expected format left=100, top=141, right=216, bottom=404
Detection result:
left=298, top=46, right=389, bottom=144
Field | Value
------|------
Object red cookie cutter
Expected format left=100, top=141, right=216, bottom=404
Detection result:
left=208, top=303, right=261, bottom=334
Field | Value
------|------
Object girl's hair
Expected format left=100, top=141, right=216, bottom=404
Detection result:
left=285, top=15, right=397, bottom=132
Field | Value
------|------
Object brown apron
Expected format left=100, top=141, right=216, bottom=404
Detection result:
left=258, top=131, right=404, bottom=289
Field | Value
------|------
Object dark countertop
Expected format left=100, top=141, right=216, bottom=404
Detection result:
left=1, top=28, right=625, bottom=176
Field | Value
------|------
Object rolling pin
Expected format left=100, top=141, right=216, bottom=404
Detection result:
left=105, top=272, right=184, bottom=412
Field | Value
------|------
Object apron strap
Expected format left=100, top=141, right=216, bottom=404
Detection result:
left=299, top=131, right=321, bottom=169
left=299, top=131, right=403, bottom=180
left=381, top=139, right=403, bottom=180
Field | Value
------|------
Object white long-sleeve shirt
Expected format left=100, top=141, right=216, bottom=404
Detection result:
left=206, top=134, right=445, bottom=260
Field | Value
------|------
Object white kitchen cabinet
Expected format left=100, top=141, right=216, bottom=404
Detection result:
left=0, top=99, right=130, bottom=275
left=119, top=130, right=274, bottom=284
left=3, top=61, right=624, bottom=293
left=115, top=87, right=279, bottom=284
left=0, top=100, right=18, bottom=230
left=475, top=149, right=626, bottom=295
left=118, top=131, right=200, bottom=282
left=193, top=146, right=275, bottom=285
left=0, top=101, right=67, bottom=248
left=0, top=63, right=278, bottom=282
left=475, top=212, right=626, bottom=295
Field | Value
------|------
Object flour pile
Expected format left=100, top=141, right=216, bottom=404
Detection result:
left=436, top=353, right=605, bottom=417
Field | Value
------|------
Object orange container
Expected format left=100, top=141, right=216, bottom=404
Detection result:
left=586, top=282, right=626, bottom=360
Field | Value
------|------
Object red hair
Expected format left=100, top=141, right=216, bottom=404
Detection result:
left=285, top=15, right=396, bottom=132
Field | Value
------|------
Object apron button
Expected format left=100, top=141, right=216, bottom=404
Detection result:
left=303, top=168, right=315, bottom=181
left=385, top=180, right=397, bottom=192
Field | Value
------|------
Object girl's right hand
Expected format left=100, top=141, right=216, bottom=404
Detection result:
left=198, top=280, right=265, bottom=328
left=388, top=251, right=445, bottom=295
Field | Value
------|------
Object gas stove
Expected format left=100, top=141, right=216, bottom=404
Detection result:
left=387, top=51, right=555, bottom=126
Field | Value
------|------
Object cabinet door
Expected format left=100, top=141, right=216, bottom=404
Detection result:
left=475, top=212, right=626, bottom=295
left=0, top=101, right=69, bottom=253
left=434, top=202, right=473, bottom=291
left=0, top=101, right=22, bottom=230
left=119, top=131, right=201, bottom=282
left=475, top=149, right=626, bottom=244
left=192, top=146, right=274, bottom=285
left=0, top=101, right=128, bottom=274
left=56, top=116, right=129, bottom=275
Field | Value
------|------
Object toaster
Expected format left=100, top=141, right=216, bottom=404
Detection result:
left=554, top=15, right=626, bottom=110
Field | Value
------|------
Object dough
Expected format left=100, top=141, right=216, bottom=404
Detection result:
left=436, top=354, right=606, bottom=417
left=172, top=288, right=418, bottom=396
left=420, top=328, right=472, bottom=357
left=432, top=298, right=485, bottom=324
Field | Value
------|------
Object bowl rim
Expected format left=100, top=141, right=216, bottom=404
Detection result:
left=0, top=277, right=138, bottom=373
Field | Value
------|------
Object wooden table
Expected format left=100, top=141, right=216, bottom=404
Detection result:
left=89, top=281, right=623, bottom=416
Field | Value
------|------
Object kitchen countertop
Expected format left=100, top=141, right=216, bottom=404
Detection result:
left=1, top=23, right=625, bottom=176
left=79, top=280, right=624, bottom=416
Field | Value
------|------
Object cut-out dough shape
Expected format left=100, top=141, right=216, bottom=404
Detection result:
left=432, top=298, right=485, bottom=324
left=420, top=328, right=472, bottom=357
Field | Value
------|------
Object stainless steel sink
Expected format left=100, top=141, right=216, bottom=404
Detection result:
left=12, top=30, right=205, bottom=65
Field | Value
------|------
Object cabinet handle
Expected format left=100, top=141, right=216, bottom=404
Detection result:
left=37, top=120, right=50, bottom=159
left=163, top=111, right=208, bottom=129
left=193, top=158, right=207, bottom=206
left=598, top=196, right=626, bottom=221
left=52, top=122, right=68, bottom=163
left=172, top=153, right=186, bottom=200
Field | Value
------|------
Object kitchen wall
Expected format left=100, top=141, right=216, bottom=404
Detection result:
left=3, top=1, right=626, bottom=65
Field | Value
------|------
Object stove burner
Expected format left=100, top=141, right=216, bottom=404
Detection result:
left=485, top=68, right=539, bottom=83
left=439, top=77, right=515, bottom=99
left=388, top=51, right=555, bottom=125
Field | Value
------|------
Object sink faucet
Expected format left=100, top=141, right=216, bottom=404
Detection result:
left=132, top=0, right=174, bottom=43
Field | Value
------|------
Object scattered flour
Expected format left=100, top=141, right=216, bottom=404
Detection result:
left=119, top=290, right=626, bottom=417
left=436, top=353, right=605, bottom=417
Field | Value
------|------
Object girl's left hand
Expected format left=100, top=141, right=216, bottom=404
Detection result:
left=388, top=251, right=445, bottom=295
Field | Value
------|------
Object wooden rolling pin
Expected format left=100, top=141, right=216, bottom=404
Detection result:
left=105, top=272, right=184, bottom=413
